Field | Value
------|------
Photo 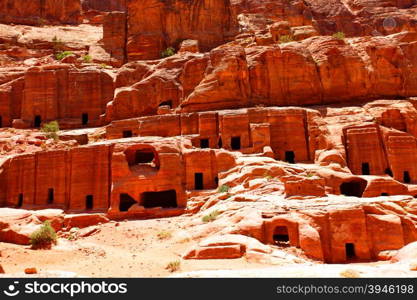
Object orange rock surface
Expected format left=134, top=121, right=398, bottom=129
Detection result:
left=1, top=0, right=417, bottom=277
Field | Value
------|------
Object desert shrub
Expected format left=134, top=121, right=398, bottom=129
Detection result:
left=161, top=47, right=176, bottom=58
left=333, top=31, right=345, bottom=40
left=202, top=210, right=220, bottom=223
left=30, top=221, right=57, bottom=249
left=55, top=51, right=73, bottom=60
left=165, top=260, right=181, bottom=272
left=82, top=55, right=92, bottom=63
left=41, top=121, right=59, bottom=140
left=279, top=35, right=293, bottom=43
left=100, top=63, right=111, bottom=69
left=217, top=184, right=229, bottom=193
left=157, top=231, right=172, bottom=240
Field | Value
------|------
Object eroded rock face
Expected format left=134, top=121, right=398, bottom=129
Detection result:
left=0, top=65, right=114, bottom=128
left=122, top=0, right=238, bottom=60
left=2, top=0, right=417, bottom=269
left=0, top=0, right=82, bottom=25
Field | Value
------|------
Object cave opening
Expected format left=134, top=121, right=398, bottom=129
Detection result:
left=361, top=162, right=370, bottom=175
left=119, top=193, right=136, bottom=212
left=159, top=100, right=172, bottom=108
left=82, top=113, right=89, bottom=125
left=133, top=150, right=154, bottom=165
left=404, top=171, right=411, bottom=183
left=340, top=180, right=367, bottom=197
left=285, top=151, right=295, bottom=164
left=34, top=115, right=42, bottom=128
left=231, top=136, right=241, bottom=150
left=142, top=190, right=177, bottom=208
left=195, top=173, right=204, bottom=190
left=273, top=226, right=290, bottom=247
left=86, top=195, right=94, bottom=210
left=200, top=138, right=209, bottom=148
left=385, top=168, right=393, bottom=177
left=48, top=188, right=54, bottom=204
left=345, top=243, right=356, bottom=260
left=17, top=193, right=23, bottom=208
left=123, top=130, right=133, bottom=138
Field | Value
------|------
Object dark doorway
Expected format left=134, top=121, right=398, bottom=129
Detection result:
left=200, top=138, right=209, bottom=148
left=48, top=188, right=54, bottom=204
left=142, top=190, right=177, bottom=208
left=159, top=100, right=172, bottom=108
left=34, top=115, right=42, bottom=128
left=345, top=243, right=356, bottom=260
left=123, top=130, right=133, bottom=138
left=285, top=151, right=295, bottom=164
left=119, top=193, right=136, bottom=212
left=340, top=180, right=367, bottom=197
left=214, top=176, right=219, bottom=186
left=361, top=162, right=370, bottom=175
left=0, top=115, right=2, bottom=127
left=195, top=173, right=204, bottom=190
left=381, top=193, right=389, bottom=196
left=17, top=193, right=23, bottom=208
left=85, top=195, right=93, bottom=210
left=231, top=136, right=241, bottom=150
left=385, top=168, right=393, bottom=177
left=82, top=113, right=89, bottom=125
left=218, top=137, right=223, bottom=148
left=273, top=226, right=290, bottom=246
left=134, top=150, right=154, bottom=165
left=404, top=171, right=411, bottom=183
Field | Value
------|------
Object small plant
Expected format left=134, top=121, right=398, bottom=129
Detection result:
left=41, top=121, right=59, bottom=141
left=333, top=31, right=345, bottom=40
left=30, top=220, right=57, bottom=249
left=82, top=55, right=92, bottom=63
left=305, top=173, right=315, bottom=178
left=263, top=171, right=273, bottom=180
left=157, top=231, right=172, bottom=240
left=161, top=47, right=176, bottom=58
left=55, top=51, right=73, bottom=60
left=217, top=184, right=229, bottom=193
left=202, top=210, right=220, bottom=223
left=279, top=35, right=293, bottom=44
left=100, top=63, right=111, bottom=69
left=165, top=260, right=181, bottom=272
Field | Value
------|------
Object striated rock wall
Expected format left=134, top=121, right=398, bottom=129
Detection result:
left=104, top=32, right=417, bottom=120
left=0, top=0, right=82, bottom=25
left=119, top=0, right=238, bottom=60
left=0, top=65, right=114, bottom=129
left=82, top=0, right=127, bottom=12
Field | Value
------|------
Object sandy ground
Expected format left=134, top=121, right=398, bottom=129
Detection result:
left=1, top=216, right=416, bottom=278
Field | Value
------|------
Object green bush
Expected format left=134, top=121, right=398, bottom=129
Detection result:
left=55, top=51, right=73, bottom=60
left=279, top=35, right=293, bottom=44
left=41, top=120, right=59, bottom=140
left=161, top=47, right=176, bottom=58
left=332, top=32, right=345, bottom=40
left=82, top=55, right=92, bottom=63
left=202, top=210, right=220, bottom=223
left=30, top=221, right=57, bottom=249
left=217, top=184, right=229, bottom=193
